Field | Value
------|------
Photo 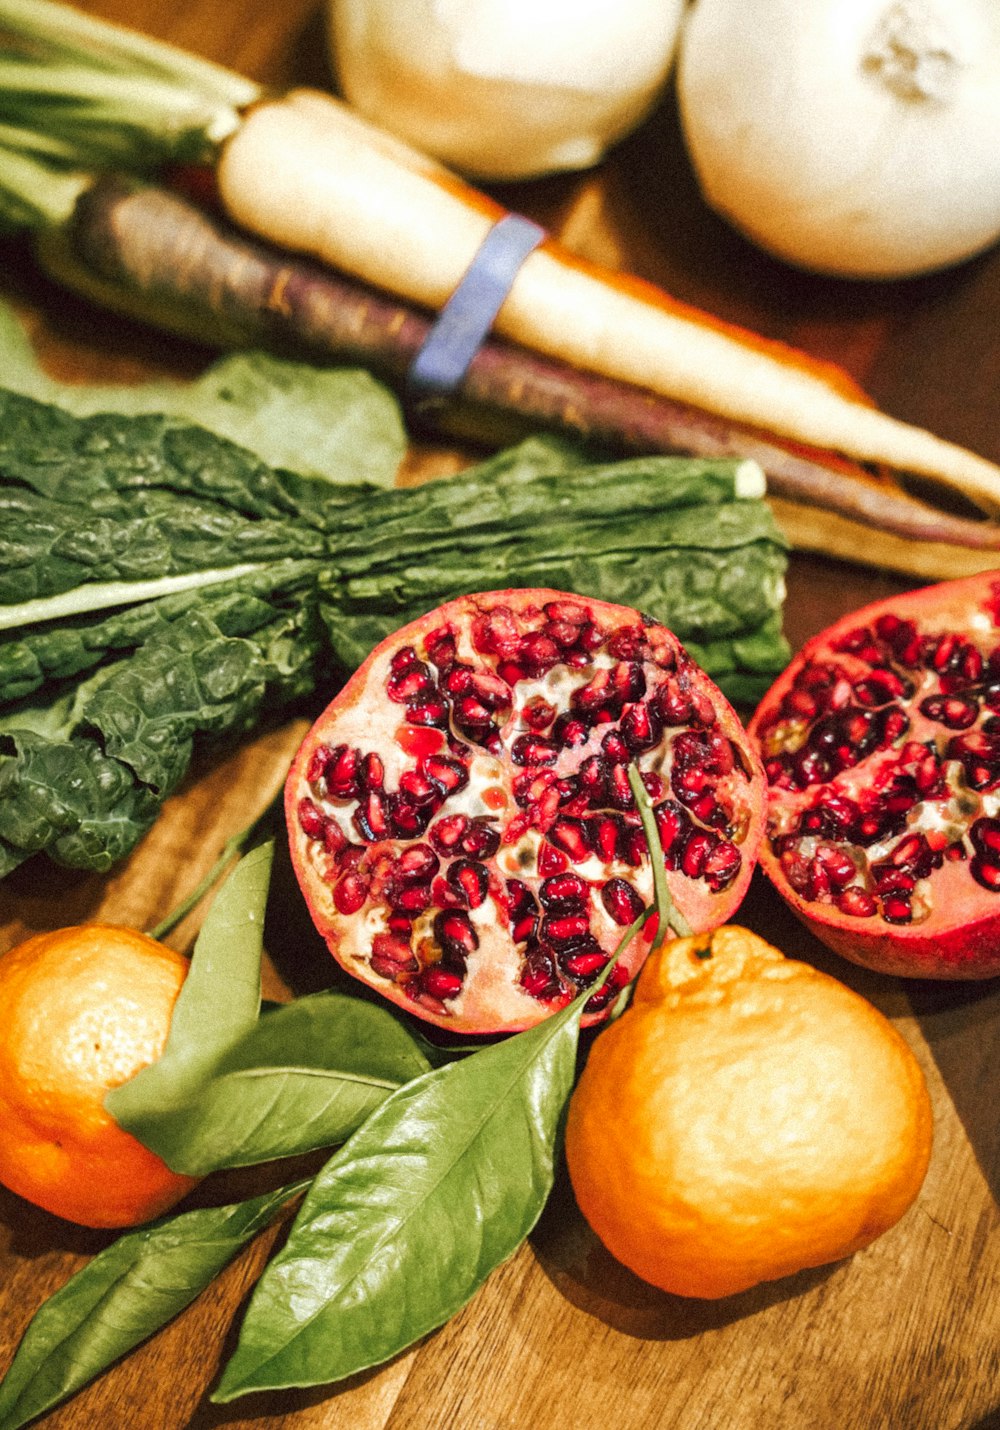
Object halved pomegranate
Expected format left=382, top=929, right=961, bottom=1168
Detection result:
left=286, top=590, right=765, bottom=1033
left=749, top=571, right=1000, bottom=979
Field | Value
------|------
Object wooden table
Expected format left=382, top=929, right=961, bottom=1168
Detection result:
left=2, top=4, right=1000, bottom=1427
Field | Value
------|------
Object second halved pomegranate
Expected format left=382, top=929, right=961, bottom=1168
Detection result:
left=287, top=590, right=766, bottom=1033
left=749, top=571, right=1000, bottom=979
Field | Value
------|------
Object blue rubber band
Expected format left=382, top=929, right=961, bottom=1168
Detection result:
left=407, top=213, right=547, bottom=403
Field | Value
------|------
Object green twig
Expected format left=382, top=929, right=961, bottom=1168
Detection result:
left=146, top=795, right=282, bottom=942
left=628, top=763, right=693, bottom=946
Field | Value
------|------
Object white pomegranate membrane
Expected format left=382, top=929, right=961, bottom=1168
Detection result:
left=288, top=592, right=764, bottom=1032
left=750, top=573, right=1000, bottom=977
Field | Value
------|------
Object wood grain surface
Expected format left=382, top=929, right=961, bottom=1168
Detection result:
left=2, top=4, right=1000, bottom=1428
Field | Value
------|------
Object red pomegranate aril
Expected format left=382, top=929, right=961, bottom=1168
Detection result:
left=395, top=884, right=433, bottom=914
left=539, top=872, right=589, bottom=911
left=435, top=909, right=479, bottom=960
left=370, top=933, right=418, bottom=976
left=520, top=949, right=563, bottom=998
left=289, top=590, right=765, bottom=1032
left=561, top=948, right=608, bottom=980
left=523, top=698, right=557, bottom=730
left=406, top=697, right=449, bottom=727
left=971, top=818, right=1000, bottom=857
left=919, top=694, right=979, bottom=730
left=326, top=745, right=361, bottom=799
left=428, top=812, right=470, bottom=852
left=447, top=858, right=490, bottom=908
left=354, top=792, right=389, bottom=842
left=512, top=734, right=559, bottom=766
left=701, top=840, right=742, bottom=892
left=424, top=626, right=457, bottom=669
left=589, top=815, right=623, bottom=864
left=333, top=872, right=368, bottom=914
left=360, top=752, right=385, bottom=789
left=419, top=965, right=464, bottom=1001
left=395, top=844, right=440, bottom=882
left=601, top=877, right=645, bottom=925
left=833, top=885, right=878, bottom=918
left=542, top=913, right=592, bottom=945
left=298, top=796, right=327, bottom=839
left=681, top=830, right=718, bottom=880
left=881, top=894, right=914, bottom=924
left=971, top=856, right=1000, bottom=891
left=607, top=763, right=635, bottom=810
left=387, top=662, right=435, bottom=703
left=549, top=817, right=591, bottom=862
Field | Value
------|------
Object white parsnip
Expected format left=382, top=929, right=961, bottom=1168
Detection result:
left=219, top=90, right=1000, bottom=511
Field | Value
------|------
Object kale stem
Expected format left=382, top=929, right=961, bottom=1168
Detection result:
left=628, top=763, right=693, bottom=946
left=147, top=796, right=281, bottom=942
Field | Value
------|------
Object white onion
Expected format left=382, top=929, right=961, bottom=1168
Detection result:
left=327, top=0, right=684, bottom=181
left=676, top=0, right=1000, bottom=279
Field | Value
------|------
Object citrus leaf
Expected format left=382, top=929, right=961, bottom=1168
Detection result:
left=211, top=982, right=597, bottom=1399
left=0, top=1181, right=307, bottom=1430
left=118, top=992, right=433, bottom=1176
left=105, top=842, right=271, bottom=1127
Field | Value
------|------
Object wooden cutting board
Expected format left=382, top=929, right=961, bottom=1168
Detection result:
left=1, top=4, right=999, bottom=1427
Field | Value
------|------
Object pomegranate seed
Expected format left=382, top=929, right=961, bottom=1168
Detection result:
left=620, top=701, right=660, bottom=751
left=601, top=877, right=644, bottom=925
left=881, top=893, right=913, bottom=924
left=971, top=856, right=1000, bottom=891
left=472, top=606, right=521, bottom=658
left=542, top=913, right=592, bottom=945
left=512, top=734, right=559, bottom=766
left=919, top=694, right=979, bottom=729
left=298, top=796, right=326, bottom=840
left=370, top=933, right=418, bottom=977
left=971, top=817, right=1000, bottom=857
left=447, top=858, right=490, bottom=909
left=681, top=830, right=718, bottom=879
left=435, top=909, right=479, bottom=960
left=398, top=769, right=441, bottom=805
left=539, top=873, right=589, bottom=911
left=395, top=884, right=433, bottom=913
left=333, top=872, right=368, bottom=914
left=589, top=815, right=623, bottom=863
left=523, top=698, right=556, bottom=730
left=429, top=812, right=469, bottom=852
left=354, top=792, right=389, bottom=842
left=520, top=953, right=561, bottom=999
left=520, top=633, right=560, bottom=675
left=395, top=844, right=439, bottom=882
left=551, top=713, right=590, bottom=748
left=326, top=746, right=360, bottom=799
left=549, top=817, right=591, bottom=862
left=390, top=797, right=430, bottom=838
left=584, top=962, right=630, bottom=1012
left=424, top=628, right=457, bottom=670
left=702, top=840, right=742, bottom=892
left=360, top=752, right=385, bottom=789
left=441, top=664, right=473, bottom=696
left=323, top=819, right=348, bottom=856
left=561, top=948, right=608, bottom=980
left=654, top=800, right=689, bottom=863
left=537, top=841, right=568, bottom=876
left=387, top=663, right=435, bottom=703
left=424, top=754, right=469, bottom=795
left=458, top=820, right=501, bottom=859
left=835, top=886, right=878, bottom=918
left=607, top=763, right=634, bottom=810
left=406, top=697, right=449, bottom=727
left=419, top=966, right=464, bottom=1000
left=544, top=599, right=590, bottom=626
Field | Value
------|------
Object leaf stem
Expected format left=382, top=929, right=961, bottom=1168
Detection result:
left=146, top=795, right=281, bottom=942
left=627, top=763, right=693, bottom=946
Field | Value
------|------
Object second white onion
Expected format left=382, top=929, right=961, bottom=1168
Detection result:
left=328, top=0, right=685, bottom=181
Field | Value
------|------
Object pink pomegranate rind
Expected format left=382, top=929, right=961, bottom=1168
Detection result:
left=286, top=589, right=766, bottom=1033
left=749, top=571, right=1000, bottom=980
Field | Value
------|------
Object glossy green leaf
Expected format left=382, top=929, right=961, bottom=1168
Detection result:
left=106, top=842, right=271, bottom=1129
left=0, top=1181, right=306, bottom=1430
left=121, top=992, right=432, bottom=1176
left=212, top=985, right=595, bottom=1398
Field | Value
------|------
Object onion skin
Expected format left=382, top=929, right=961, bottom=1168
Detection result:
left=677, top=0, right=1000, bottom=280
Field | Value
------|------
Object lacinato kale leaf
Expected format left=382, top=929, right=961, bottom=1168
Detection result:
left=0, top=387, right=788, bottom=875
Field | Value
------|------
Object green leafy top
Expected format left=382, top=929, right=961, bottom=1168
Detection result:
left=0, top=0, right=258, bottom=229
